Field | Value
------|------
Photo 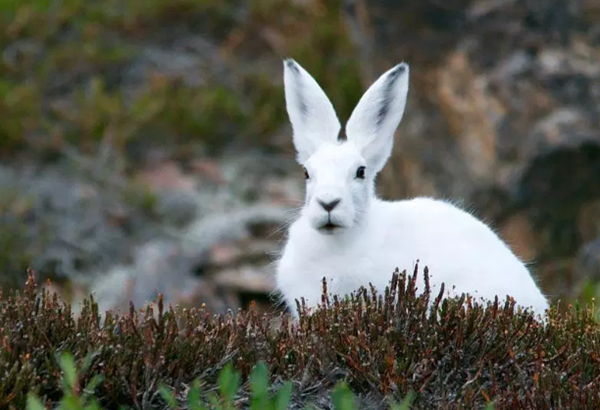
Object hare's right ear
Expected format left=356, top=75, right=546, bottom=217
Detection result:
left=283, top=59, right=341, bottom=164
left=345, top=63, right=409, bottom=174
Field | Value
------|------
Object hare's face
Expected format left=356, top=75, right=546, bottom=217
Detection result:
left=283, top=59, right=410, bottom=236
left=302, top=141, right=373, bottom=234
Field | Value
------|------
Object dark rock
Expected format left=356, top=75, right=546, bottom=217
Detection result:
left=575, top=237, right=600, bottom=285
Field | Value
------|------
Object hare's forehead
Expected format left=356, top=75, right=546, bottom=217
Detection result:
left=307, top=142, right=363, bottom=169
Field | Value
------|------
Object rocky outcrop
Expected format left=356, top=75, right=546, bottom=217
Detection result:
left=343, top=0, right=600, bottom=302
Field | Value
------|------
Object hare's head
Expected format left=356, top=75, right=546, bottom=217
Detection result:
left=283, top=59, right=410, bottom=235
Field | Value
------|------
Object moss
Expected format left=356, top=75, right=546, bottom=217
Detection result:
left=0, top=79, right=42, bottom=154
left=241, top=71, right=286, bottom=137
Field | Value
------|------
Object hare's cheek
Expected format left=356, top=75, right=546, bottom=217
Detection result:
left=351, top=187, right=369, bottom=211
left=304, top=189, right=314, bottom=205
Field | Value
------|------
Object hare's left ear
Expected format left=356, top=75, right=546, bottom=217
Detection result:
left=283, top=59, right=341, bottom=164
left=345, top=63, right=409, bottom=174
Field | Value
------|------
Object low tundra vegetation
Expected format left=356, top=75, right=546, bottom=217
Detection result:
left=1, top=266, right=599, bottom=409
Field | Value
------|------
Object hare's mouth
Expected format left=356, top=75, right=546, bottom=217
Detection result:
left=318, top=222, right=342, bottom=233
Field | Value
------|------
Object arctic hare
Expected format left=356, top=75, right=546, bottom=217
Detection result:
left=275, top=59, right=549, bottom=319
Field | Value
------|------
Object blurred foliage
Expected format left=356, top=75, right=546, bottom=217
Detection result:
left=3, top=268, right=600, bottom=409
left=580, top=279, right=600, bottom=319
left=27, top=352, right=415, bottom=410
left=247, top=0, right=363, bottom=120
left=0, top=0, right=362, bottom=163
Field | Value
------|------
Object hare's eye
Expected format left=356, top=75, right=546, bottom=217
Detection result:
left=355, top=166, right=366, bottom=179
left=303, top=167, right=310, bottom=179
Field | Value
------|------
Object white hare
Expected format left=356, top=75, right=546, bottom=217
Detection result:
left=275, top=58, right=549, bottom=319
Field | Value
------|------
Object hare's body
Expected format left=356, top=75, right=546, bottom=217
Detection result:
left=275, top=59, right=549, bottom=319
left=277, top=196, right=548, bottom=316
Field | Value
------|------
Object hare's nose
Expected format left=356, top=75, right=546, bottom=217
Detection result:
left=317, top=198, right=341, bottom=212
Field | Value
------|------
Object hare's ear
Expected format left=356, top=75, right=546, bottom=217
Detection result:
left=345, top=62, right=409, bottom=173
left=283, top=59, right=341, bottom=164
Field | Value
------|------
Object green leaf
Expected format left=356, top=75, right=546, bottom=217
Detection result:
left=158, top=384, right=178, bottom=410
left=187, top=379, right=209, bottom=410
left=250, top=362, right=270, bottom=410
left=80, top=349, right=101, bottom=375
left=83, top=399, right=103, bottom=410
left=218, top=363, right=240, bottom=406
left=274, top=381, right=293, bottom=410
left=250, top=362, right=269, bottom=395
left=208, top=393, right=221, bottom=408
left=26, top=394, right=45, bottom=410
left=331, top=382, right=355, bottom=410
left=61, top=395, right=82, bottom=410
left=59, top=352, right=78, bottom=391
left=83, top=374, right=105, bottom=398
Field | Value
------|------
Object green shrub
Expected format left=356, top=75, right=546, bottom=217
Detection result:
left=26, top=353, right=415, bottom=410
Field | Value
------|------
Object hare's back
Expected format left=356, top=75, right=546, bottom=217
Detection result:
left=374, top=197, right=543, bottom=298
left=377, top=197, right=510, bottom=254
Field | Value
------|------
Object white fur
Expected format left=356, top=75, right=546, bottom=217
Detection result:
left=276, top=59, right=549, bottom=320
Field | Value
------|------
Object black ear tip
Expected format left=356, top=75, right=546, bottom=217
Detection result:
left=391, top=62, right=409, bottom=76
left=284, top=58, right=302, bottom=75
left=283, top=58, right=298, bottom=69
left=337, top=126, right=347, bottom=142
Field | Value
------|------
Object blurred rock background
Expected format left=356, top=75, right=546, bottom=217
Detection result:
left=1, top=0, right=599, bottom=316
